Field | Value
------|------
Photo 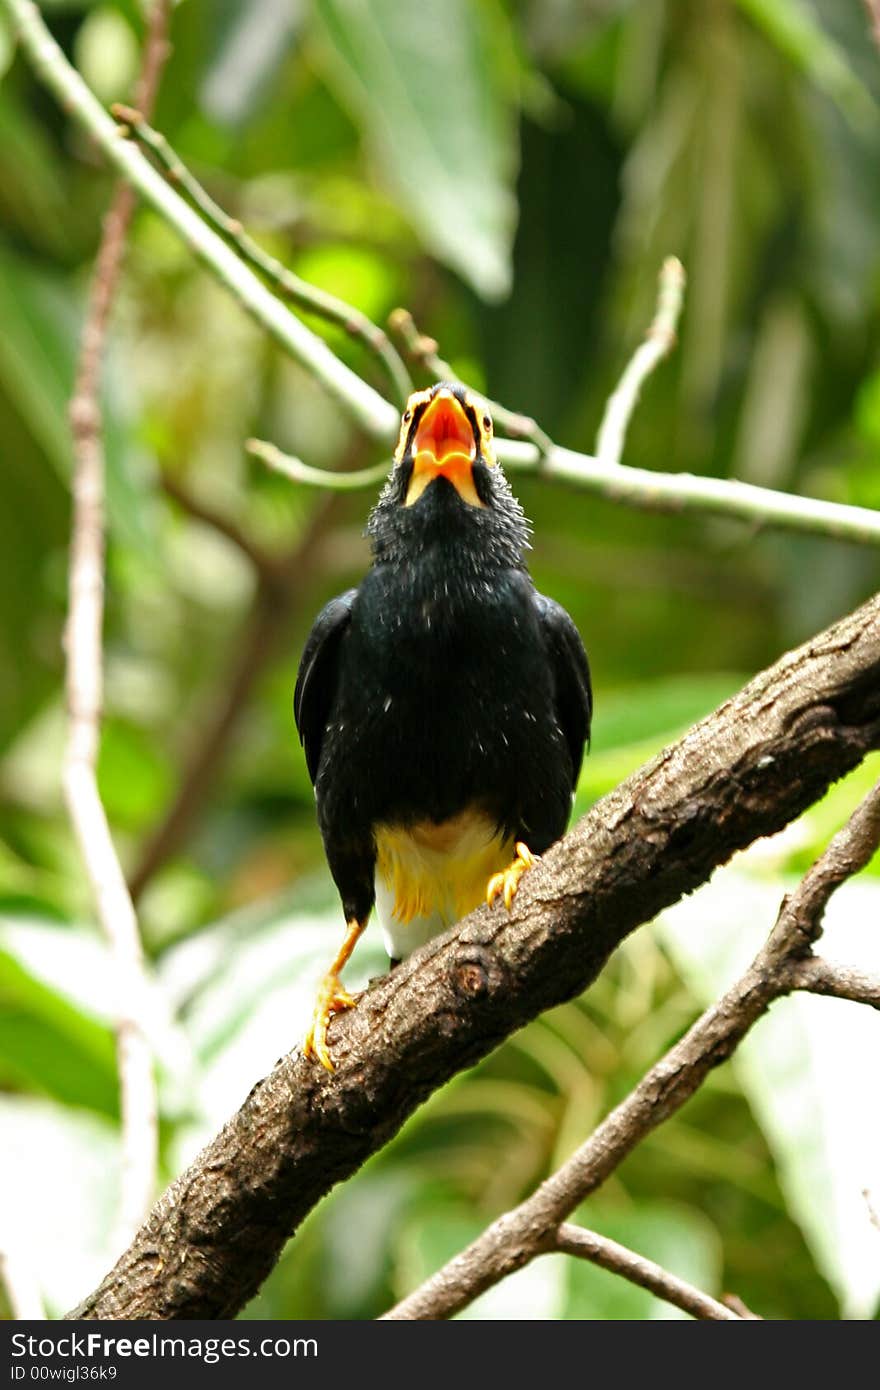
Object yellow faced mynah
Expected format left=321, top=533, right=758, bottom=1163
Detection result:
left=294, top=383, right=592, bottom=1068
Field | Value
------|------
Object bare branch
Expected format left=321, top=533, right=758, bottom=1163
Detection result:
left=553, top=1224, right=742, bottom=1321
left=247, top=438, right=391, bottom=492
left=111, top=104, right=412, bottom=408
left=595, top=257, right=686, bottom=466
left=785, top=956, right=880, bottom=1009
left=68, top=592, right=880, bottom=1319
left=382, top=781, right=880, bottom=1320
left=864, top=1, right=880, bottom=54
left=389, top=306, right=554, bottom=456
left=63, top=0, right=172, bottom=1251
left=10, top=0, right=880, bottom=549
left=763, top=779, right=880, bottom=966
left=0, top=1247, right=45, bottom=1321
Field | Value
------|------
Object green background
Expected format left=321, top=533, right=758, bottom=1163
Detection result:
left=0, top=0, right=879, bottom=1320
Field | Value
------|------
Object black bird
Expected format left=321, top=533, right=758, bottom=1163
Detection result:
left=294, top=383, right=591, bottom=1068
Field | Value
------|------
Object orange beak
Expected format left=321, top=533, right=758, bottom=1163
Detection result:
left=405, top=390, right=482, bottom=508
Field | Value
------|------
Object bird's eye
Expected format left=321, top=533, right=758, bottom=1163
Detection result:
left=482, top=415, right=492, bottom=431
left=403, top=410, right=412, bottom=423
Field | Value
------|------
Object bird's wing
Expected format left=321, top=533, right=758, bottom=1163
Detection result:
left=294, top=589, right=357, bottom=782
left=534, top=592, right=592, bottom=781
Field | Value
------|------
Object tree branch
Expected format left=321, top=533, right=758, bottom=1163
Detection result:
left=111, top=104, right=412, bottom=409
left=785, top=956, right=880, bottom=1008
left=247, top=438, right=391, bottom=492
left=383, top=781, right=880, bottom=1320
left=11, top=0, right=880, bottom=549
left=595, top=256, right=686, bottom=466
left=553, top=1224, right=741, bottom=1321
left=388, top=306, right=554, bottom=456
left=63, top=0, right=171, bottom=1251
left=68, top=590, right=880, bottom=1319
left=2, top=0, right=399, bottom=442
left=264, top=265, right=880, bottom=549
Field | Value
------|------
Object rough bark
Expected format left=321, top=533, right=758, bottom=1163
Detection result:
left=70, top=590, right=880, bottom=1320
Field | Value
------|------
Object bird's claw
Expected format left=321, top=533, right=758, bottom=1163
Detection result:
left=303, top=973, right=358, bottom=1072
left=486, top=841, right=538, bottom=911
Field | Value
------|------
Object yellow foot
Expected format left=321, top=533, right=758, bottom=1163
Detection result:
left=486, top=841, right=538, bottom=911
left=303, top=973, right=358, bottom=1072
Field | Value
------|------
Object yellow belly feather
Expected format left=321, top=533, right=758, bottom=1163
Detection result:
left=375, top=809, right=513, bottom=928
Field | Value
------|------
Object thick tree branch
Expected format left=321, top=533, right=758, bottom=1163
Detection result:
left=68, top=590, right=880, bottom=1319
left=384, top=781, right=880, bottom=1320
left=64, top=0, right=171, bottom=1251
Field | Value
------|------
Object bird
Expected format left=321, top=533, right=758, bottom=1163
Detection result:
left=294, top=383, right=592, bottom=1069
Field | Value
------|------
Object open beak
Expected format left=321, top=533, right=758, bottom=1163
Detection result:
left=405, top=390, right=482, bottom=508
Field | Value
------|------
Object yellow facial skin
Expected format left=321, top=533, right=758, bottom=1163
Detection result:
left=394, top=385, right=495, bottom=508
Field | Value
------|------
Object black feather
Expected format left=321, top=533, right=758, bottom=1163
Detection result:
left=293, top=446, right=591, bottom=928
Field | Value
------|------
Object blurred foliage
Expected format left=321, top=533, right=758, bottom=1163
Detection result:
left=1, top=0, right=879, bottom=1321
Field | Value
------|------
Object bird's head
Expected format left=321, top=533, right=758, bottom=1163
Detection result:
left=393, top=383, right=495, bottom=509
left=367, top=382, right=529, bottom=567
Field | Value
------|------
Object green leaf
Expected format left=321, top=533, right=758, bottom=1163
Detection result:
left=310, top=0, right=518, bottom=299
left=734, top=0, right=877, bottom=129
left=658, top=867, right=880, bottom=1318
left=0, top=914, right=195, bottom=1121
left=0, top=918, right=118, bottom=1115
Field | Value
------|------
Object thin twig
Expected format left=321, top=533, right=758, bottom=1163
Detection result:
left=785, top=956, right=880, bottom=1008
left=246, top=437, right=391, bottom=492
left=864, top=1, right=880, bottom=54
left=2, top=0, right=398, bottom=442
left=11, top=0, right=880, bottom=549
left=63, top=0, right=172, bottom=1249
left=111, top=104, right=412, bottom=409
left=248, top=428, right=880, bottom=547
left=553, top=1224, right=741, bottom=1321
left=595, top=257, right=686, bottom=466
left=389, top=306, right=554, bottom=457
left=382, top=783, right=880, bottom=1319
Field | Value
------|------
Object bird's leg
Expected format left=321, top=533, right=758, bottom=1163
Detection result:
left=303, top=916, right=367, bottom=1071
left=486, top=841, right=538, bottom=911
